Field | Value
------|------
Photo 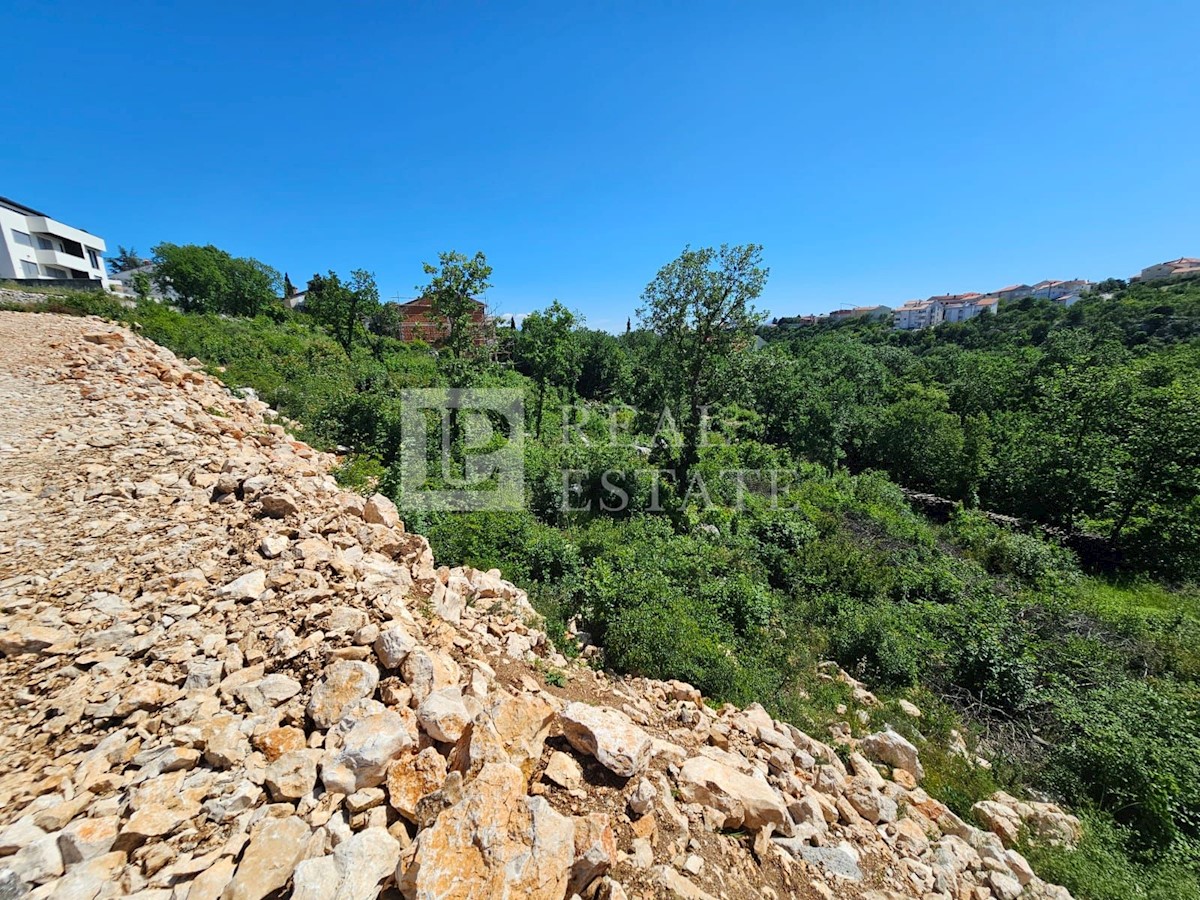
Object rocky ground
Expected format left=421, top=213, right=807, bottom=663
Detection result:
left=0, top=311, right=1079, bottom=899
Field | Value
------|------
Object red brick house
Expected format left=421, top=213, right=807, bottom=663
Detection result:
left=396, top=296, right=489, bottom=345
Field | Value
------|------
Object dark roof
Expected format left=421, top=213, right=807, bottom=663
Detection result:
left=0, top=195, right=51, bottom=217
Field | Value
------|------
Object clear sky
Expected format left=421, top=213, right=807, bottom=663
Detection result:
left=3, top=1, right=1197, bottom=329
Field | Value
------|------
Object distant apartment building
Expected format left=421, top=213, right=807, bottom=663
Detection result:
left=896, top=293, right=998, bottom=330
left=995, top=283, right=1033, bottom=301
left=1133, top=257, right=1200, bottom=282
left=828, top=304, right=892, bottom=322
left=942, top=294, right=999, bottom=323
left=1029, top=279, right=1092, bottom=301
left=894, top=299, right=943, bottom=330
left=0, top=196, right=109, bottom=289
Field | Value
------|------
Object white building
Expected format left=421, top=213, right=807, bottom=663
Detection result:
left=895, top=293, right=998, bottom=330
left=1029, top=279, right=1092, bottom=301
left=942, top=293, right=1000, bottom=323
left=108, top=264, right=176, bottom=301
left=894, top=299, right=944, bottom=330
left=0, top=196, right=109, bottom=289
left=1132, top=258, right=1200, bottom=282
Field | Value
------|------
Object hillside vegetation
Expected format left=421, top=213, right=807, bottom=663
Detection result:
left=5, top=265, right=1199, bottom=898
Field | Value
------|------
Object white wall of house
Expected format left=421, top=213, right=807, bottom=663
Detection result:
left=895, top=301, right=944, bottom=330
left=0, top=198, right=109, bottom=288
left=108, top=264, right=177, bottom=301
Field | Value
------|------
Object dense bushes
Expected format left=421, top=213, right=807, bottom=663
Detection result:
left=763, top=279, right=1200, bottom=580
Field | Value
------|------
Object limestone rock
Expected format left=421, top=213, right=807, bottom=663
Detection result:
left=0, top=625, right=70, bottom=656
left=400, top=648, right=461, bottom=703
left=200, top=714, right=250, bottom=768
left=253, top=725, right=307, bottom=761
left=7, top=832, right=63, bottom=885
left=543, top=751, right=583, bottom=790
left=560, top=702, right=653, bottom=777
left=860, top=729, right=924, bottom=781
left=217, top=569, right=266, bottom=600
left=57, top=816, right=119, bottom=863
left=627, top=777, right=657, bottom=817
left=398, top=762, right=575, bottom=900
left=375, top=623, right=418, bottom=669
left=569, top=812, right=615, bottom=896
left=387, top=747, right=448, bottom=822
left=264, top=750, right=320, bottom=801
left=185, top=856, right=236, bottom=900
left=363, top=493, right=401, bottom=528
left=308, top=660, right=381, bottom=729
left=676, top=755, right=789, bottom=831
left=226, top=815, right=310, bottom=900
left=260, top=493, right=300, bottom=518
left=416, top=687, right=471, bottom=743
left=322, top=710, right=414, bottom=794
left=260, top=534, right=289, bottom=558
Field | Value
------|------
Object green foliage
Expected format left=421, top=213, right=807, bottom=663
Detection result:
left=515, top=301, right=581, bottom=437
left=947, top=509, right=1079, bottom=589
left=152, top=242, right=280, bottom=316
left=333, top=454, right=386, bottom=492
left=130, top=270, right=151, bottom=300
left=1025, top=812, right=1200, bottom=900
left=418, top=250, right=492, bottom=362
left=1045, top=678, right=1200, bottom=859
left=302, top=269, right=381, bottom=356
left=109, top=245, right=144, bottom=273
left=638, top=244, right=768, bottom=480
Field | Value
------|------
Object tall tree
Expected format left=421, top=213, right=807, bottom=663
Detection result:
left=303, top=269, right=380, bottom=355
left=152, top=243, right=279, bottom=316
left=417, top=251, right=492, bottom=363
left=283, top=272, right=297, bottom=298
left=109, top=246, right=143, bottom=273
left=637, top=244, right=768, bottom=484
left=517, top=301, right=581, bottom=438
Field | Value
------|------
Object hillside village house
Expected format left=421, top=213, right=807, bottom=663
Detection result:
left=896, top=293, right=999, bottom=330
left=0, top=196, right=109, bottom=289
left=828, top=304, right=891, bottom=322
left=1133, top=257, right=1200, bottom=282
left=942, top=294, right=1000, bottom=323
left=995, top=283, right=1033, bottom=301
left=395, top=295, right=490, bottom=345
left=894, top=299, right=943, bottom=330
left=108, top=264, right=178, bottom=301
left=1029, top=279, right=1092, bottom=301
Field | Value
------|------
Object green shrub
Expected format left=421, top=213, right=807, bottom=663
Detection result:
left=1025, top=812, right=1200, bottom=900
left=605, top=597, right=744, bottom=701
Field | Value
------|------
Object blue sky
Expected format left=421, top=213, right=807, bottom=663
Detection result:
left=3, top=1, right=1197, bottom=329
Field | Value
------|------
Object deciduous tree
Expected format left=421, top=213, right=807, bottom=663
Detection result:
left=637, top=244, right=767, bottom=485
left=517, top=301, right=581, bottom=437
left=152, top=243, right=279, bottom=316
left=418, top=250, right=492, bottom=362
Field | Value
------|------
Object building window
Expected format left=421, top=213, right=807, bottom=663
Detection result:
left=36, top=236, right=53, bottom=251
left=20, top=260, right=39, bottom=277
left=87, top=248, right=100, bottom=268
left=45, top=266, right=68, bottom=279
left=12, top=229, right=33, bottom=247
